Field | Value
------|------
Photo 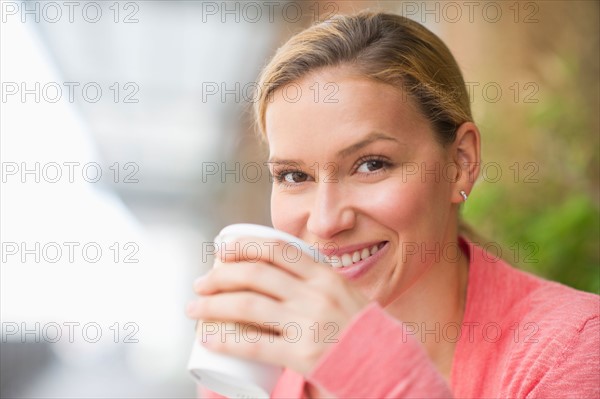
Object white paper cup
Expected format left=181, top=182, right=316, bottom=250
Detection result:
left=188, top=339, right=281, bottom=398
left=187, top=224, right=324, bottom=398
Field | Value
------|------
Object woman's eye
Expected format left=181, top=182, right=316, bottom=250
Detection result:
left=357, top=159, right=385, bottom=173
left=282, top=171, right=308, bottom=183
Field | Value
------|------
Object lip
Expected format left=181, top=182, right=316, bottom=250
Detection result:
left=329, top=241, right=389, bottom=280
left=318, top=241, right=385, bottom=257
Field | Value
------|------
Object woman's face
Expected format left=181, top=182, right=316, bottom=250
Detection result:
left=265, top=68, right=459, bottom=305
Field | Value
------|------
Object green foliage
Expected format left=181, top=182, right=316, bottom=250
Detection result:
left=464, top=191, right=600, bottom=294
left=462, top=51, right=599, bottom=294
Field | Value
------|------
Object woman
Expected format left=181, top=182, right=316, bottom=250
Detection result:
left=186, top=11, right=599, bottom=398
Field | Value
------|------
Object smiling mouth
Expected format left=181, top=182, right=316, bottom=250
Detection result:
left=323, top=241, right=387, bottom=268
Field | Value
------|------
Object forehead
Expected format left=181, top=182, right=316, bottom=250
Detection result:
left=264, top=68, right=432, bottom=153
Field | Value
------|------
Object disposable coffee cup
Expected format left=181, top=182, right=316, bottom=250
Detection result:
left=187, top=224, right=325, bottom=398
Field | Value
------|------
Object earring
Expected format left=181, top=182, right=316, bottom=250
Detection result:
left=460, top=190, right=468, bottom=201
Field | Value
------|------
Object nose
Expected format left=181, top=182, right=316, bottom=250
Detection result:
left=306, top=180, right=356, bottom=240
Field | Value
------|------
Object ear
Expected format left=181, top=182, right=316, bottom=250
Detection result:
left=449, top=122, right=481, bottom=203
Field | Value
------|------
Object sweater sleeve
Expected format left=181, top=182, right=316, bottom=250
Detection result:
left=305, top=302, right=453, bottom=398
left=197, top=385, right=226, bottom=399
left=526, top=316, right=600, bottom=399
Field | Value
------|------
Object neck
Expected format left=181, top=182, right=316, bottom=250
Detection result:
left=384, top=237, right=470, bottom=382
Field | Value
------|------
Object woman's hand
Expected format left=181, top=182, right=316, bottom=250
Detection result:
left=185, top=236, right=370, bottom=375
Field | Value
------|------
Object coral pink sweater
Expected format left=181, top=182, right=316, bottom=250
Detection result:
left=199, top=239, right=600, bottom=398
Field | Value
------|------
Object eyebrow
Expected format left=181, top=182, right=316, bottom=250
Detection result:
left=336, top=131, right=399, bottom=158
left=268, top=132, right=399, bottom=166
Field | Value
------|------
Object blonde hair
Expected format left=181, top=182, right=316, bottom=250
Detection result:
left=254, top=11, right=472, bottom=146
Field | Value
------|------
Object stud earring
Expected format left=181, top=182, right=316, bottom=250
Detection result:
left=460, top=190, right=468, bottom=201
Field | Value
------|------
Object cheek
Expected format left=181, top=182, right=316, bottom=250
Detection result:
left=355, top=176, right=446, bottom=233
left=270, top=192, right=305, bottom=235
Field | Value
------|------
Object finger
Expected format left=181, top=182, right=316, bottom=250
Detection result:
left=194, top=260, right=304, bottom=301
left=200, top=327, right=303, bottom=370
left=196, top=320, right=281, bottom=341
left=186, top=291, right=307, bottom=327
left=215, top=236, right=329, bottom=280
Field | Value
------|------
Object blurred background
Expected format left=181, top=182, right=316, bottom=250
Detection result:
left=1, top=0, right=598, bottom=397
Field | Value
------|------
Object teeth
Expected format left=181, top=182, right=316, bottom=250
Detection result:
left=327, top=255, right=342, bottom=268
left=325, top=243, right=385, bottom=268
left=360, top=248, right=370, bottom=260
left=341, top=253, right=352, bottom=267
